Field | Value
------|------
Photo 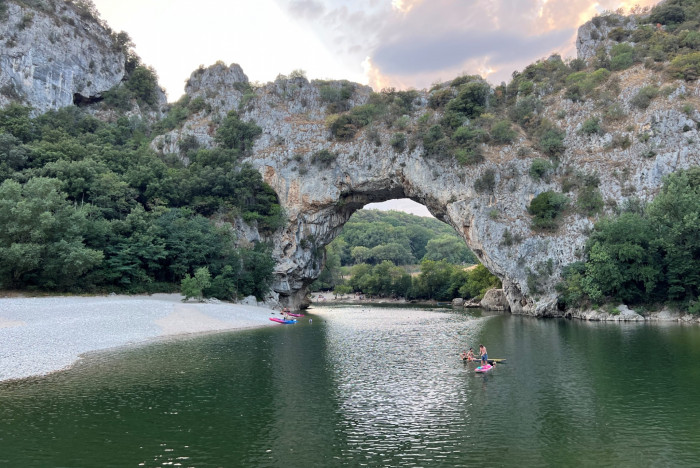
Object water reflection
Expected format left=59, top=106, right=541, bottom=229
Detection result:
left=1, top=308, right=700, bottom=467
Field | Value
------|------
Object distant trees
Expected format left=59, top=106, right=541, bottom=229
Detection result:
left=313, top=209, right=498, bottom=301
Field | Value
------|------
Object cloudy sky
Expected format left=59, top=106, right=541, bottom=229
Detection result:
left=92, top=0, right=658, bottom=101
left=90, top=0, right=658, bottom=217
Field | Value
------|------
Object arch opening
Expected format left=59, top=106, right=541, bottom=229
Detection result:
left=271, top=186, right=511, bottom=311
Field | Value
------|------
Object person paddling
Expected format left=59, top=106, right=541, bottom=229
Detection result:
left=479, top=344, right=488, bottom=366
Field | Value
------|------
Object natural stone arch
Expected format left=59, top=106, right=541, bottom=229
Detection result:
left=250, top=131, right=544, bottom=314
left=160, top=63, right=700, bottom=316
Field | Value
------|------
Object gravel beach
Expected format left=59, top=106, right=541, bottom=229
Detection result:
left=0, top=294, right=276, bottom=382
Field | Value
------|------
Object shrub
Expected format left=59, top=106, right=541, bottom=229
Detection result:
left=319, top=81, right=354, bottom=113
left=509, top=95, right=541, bottom=127
left=529, top=158, right=554, bottom=181
left=608, top=133, right=632, bottom=149
left=576, top=186, right=604, bottom=216
left=428, top=88, right=454, bottom=109
left=327, top=104, right=382, bottom=140
left=454, top=147, right=484, bottom=165
left=580, top=117, right=603, bottom=135
left=490, top=120, right=517, bottom=144
left=668, top=52, right=700, bottom=81
left=518, top=80, right=534, bottom=96
left=536, top=122, right=566, bottom=157
left=607, top=27, right=630, bottom=42
left=474, top=169, right=496, bottom=193
left=445, top=80, right=491, bottom=120
left=215, top=111, right=262, bottom=153
left=395, top=115, right=410, bottom=129
left=327, top=114, right=357, bottom=140
left=390, top=132, right=407, bottom=152
left=603, top=102, right=627, bottom=122
left=631, top=86, right=659, bottom=109
left=648, top=2, right=686, bottom=25
left=609, top=43, right=636, bottom=71
left=181, top=266, right=212, bottom=302
left=528, top=191, right=569, bottom=231
left=311, top=149, right=337, bottom=167
left=453, top=125, right=488, bottom=145
left=423, top=124, right=450, bottom=158
left=124, top=66, right=160, bottom=107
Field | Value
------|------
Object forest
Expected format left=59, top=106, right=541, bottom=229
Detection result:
left=313, top=210, right=500, bottom=301
left=0, top=103, right=279, bottom=299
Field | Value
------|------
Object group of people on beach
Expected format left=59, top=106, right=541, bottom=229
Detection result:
left=460, top=344, right=488, bottom=365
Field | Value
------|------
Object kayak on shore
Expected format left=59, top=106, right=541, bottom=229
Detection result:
left=270, top=317, right=297, bottom=324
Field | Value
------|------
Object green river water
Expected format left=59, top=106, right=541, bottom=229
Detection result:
left=2, top=305, right=700, bottom=467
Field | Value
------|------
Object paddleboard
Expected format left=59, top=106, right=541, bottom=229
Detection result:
left=462, top=358, right=506, bottom=364
left=475, top=364, right=493, bottom=373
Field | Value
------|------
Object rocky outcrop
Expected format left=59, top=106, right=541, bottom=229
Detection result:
left=576, top=13, right=638, bottom=61
left=569, top=305, right=700, bottom=323
left=151, top=62, right=251, bottom=159
left=0, top=1, right=125, bottom=113
left=480, top=289, right=510, bottom=312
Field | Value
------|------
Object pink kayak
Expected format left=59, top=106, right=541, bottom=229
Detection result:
left=475, top=364, right=493, bottom=373
left=288, top=313, right=304, bottom=317
left=269, top=317, right=297, bottom=324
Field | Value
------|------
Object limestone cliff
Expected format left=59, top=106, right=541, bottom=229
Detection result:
left=0, top=0, right=125, bottom=113
left=152, top=55, right=700, bottom=315
left=2, top=4, right=698, bottom=316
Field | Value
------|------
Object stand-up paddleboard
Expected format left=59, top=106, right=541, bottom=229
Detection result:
left=475, top=363, right=493, bottom=373
left=462, top=357, right=506, bottom=364
left=288, top=313, right=304, bottom=317
left=270, top=317, right=297, bottom=324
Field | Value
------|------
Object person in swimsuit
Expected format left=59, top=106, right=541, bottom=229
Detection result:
left=479, top=344, right=488, bottom=366
left=466, top=347, right=476, bottom=361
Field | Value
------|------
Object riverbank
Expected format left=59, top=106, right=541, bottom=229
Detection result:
left=0, top=294, right=276, bottom=382
left=310, top=293, right=700, bottom=324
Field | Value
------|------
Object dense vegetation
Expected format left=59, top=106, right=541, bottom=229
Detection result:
left=557, top=168, right=700, bottom=313
left=313, top=210, right=500, bottom=301
left=0, top=104, right=280, bottom=299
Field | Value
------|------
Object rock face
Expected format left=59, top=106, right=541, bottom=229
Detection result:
left=154, top=56, right=700, bottom=315
left=0, top=1, right=125, bottom=113
left=149, top=54, right=700, bottom=315
left=576, top=13, right=638, bottom=61
left=480, top=289, right=510, bottom=312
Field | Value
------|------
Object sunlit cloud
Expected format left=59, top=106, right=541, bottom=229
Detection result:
left=91, top=0, right=665, bottom=99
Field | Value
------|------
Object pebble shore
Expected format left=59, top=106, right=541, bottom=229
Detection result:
left=0, top=294, right=275, bottom=382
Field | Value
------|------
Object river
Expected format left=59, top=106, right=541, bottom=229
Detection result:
left=1, top=305, right=699, bottom=467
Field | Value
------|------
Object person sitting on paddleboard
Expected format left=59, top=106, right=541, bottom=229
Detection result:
left=479, top=344, right=488, bottom=366
left=466, top=347, right=476, bottom=361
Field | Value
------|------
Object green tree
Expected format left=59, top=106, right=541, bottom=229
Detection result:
left=215, top=111, right=262, bottom=153
left=422, top=235, right=476, bottom=264
left=181, top=266, right=212, bottom=301
left=0, top=178, right=103, bottom=289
